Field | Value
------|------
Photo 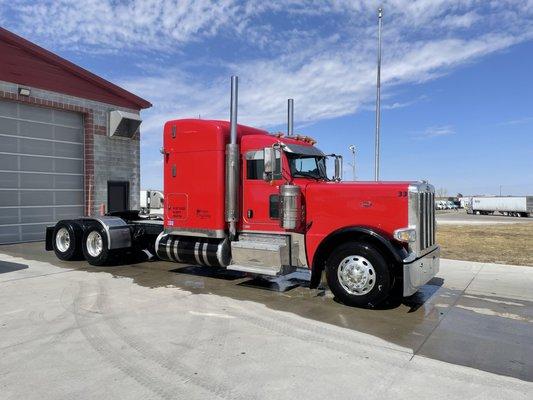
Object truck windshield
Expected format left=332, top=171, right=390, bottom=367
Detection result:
left=287, top=154, right=328, bottom=180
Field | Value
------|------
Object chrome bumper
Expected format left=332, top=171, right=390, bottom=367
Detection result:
left=402, top=245, right=440, bottom=297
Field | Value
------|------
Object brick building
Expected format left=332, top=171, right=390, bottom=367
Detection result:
left=0, top=27, right=151, bottom=244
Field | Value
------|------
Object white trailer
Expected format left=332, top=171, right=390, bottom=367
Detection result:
left=140, top=190, right=164, bottom=216
left=466, top=196, right=533, bottom=217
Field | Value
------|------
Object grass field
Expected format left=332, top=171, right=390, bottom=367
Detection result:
left=437, top=223, right=533, bottom=266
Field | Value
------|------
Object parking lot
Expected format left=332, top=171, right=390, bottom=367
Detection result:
left=1, top=242, right=532, bottom=399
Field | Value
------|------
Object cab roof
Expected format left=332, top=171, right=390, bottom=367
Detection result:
left=164, top=119, right=320, bottom=153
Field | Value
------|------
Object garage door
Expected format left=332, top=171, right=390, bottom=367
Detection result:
left=0, top=100, right=84, bottom=244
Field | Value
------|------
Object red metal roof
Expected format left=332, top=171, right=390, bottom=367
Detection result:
left=0, top=27, right=151, bottom=110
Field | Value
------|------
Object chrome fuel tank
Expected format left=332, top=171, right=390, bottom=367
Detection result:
left=156, top=233, right=231, bottom=267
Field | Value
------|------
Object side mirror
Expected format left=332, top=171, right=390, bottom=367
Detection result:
left=334, top=155, right=343, bottom=182
left=263, top=147, right=276, bottom=175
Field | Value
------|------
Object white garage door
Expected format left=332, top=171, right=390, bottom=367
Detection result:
left=0, top=100, right=84, bottom=244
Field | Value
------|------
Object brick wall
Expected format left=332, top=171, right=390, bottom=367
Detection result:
left=0, top=80, right=141, bottom=216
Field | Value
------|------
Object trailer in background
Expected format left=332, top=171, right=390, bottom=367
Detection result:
left=466, top=196, right=533, bottom=217
left=140, top=190, right=164, bottom=217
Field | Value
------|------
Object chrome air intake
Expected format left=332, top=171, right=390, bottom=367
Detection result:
left=156, top=233, right=231, bottom=267
left=279, top=184, right=302, bottom=230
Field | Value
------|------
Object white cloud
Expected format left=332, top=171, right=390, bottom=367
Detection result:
left=3, top=0, right=532, bottom=138
left=499, top=116, right=533, bottom=125
left=4, top=0, right=243, bottom=52
left=382, top=95, right=427, bottom=110
left=124, top=29, right=528, bottom=138
left=440, top=11, right=480, bottom=28
left=416, top=125, right=455, bottom=139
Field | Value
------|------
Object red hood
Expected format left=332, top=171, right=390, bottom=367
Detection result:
left=302, top=179, right=411, bottom=239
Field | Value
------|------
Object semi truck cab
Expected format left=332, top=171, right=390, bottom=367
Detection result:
left=157, top=118, right=439, bottom=306
left=46, top=77, right=439, bottom=308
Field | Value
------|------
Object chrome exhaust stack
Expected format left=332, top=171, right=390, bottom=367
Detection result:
left=287, top=98, right=294, bottom=136
left=225, top=76, right=239, bottom=240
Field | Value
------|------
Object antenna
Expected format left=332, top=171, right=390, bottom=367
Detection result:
left=374, top=7, right=383, bottom=181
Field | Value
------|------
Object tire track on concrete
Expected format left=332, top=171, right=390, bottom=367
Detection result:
left=96, top=281, right=250, bottom=400
left=226, top=301, right=409, bottom=358
left=73, top=281, right=188, bottom=400
left=224, top=301, right=411, bottom=399
left=1, top=288, right=77, bottom=370
left=194, top=295, right=234, bottom=396
left=168, top=291, right=208, bottom=370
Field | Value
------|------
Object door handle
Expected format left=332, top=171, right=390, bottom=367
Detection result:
left=247, top=209, right=253, bottom=218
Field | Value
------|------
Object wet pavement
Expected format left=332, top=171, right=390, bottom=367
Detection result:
left=0, top=242, right=532, bottom=399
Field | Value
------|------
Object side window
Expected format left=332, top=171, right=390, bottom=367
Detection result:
left=269, top=195, right=280, bottom=219
left=245, top=150, right=281, bottom=180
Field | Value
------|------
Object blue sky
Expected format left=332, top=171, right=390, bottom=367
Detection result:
left=1, top=0, right=532, bottom=196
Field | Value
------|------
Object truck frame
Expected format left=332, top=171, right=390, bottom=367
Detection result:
left=46, top=76, right=440, bottom=307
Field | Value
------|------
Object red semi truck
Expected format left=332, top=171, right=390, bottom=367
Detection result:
left=46, top=77, right=439, bottom=307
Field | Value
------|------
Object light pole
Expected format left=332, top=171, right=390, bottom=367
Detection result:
left=348, top=145, right=356, bottom=181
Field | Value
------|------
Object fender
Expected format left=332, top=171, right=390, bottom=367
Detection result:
left=46, top=217, right=132, bottom=252
left=80, top=216, right=132, bottom=250
left=309, top=226, right=406, bottom=289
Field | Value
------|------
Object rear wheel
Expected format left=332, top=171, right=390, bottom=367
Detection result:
left=82, top=224, right=114, bottom=266
left=326, top=242, right=391, bottom=307
left=52, top=221, right=82, bottom=261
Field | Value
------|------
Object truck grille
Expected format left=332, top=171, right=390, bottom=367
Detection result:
left=418, top=191, right=435, bottom=250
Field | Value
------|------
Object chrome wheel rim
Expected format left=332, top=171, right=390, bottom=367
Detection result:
left=86, top=231, right=103, bottom=258
left=55, top=227, right=70, bottom=253
left=337, top=255, right=376, bottom=295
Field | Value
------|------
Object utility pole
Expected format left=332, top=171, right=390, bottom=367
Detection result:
left=374, top=7, right=383, bottom=181
left=348, top=145, right=356, bottom=180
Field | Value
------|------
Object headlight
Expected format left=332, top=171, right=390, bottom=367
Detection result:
left=393, top=227, right=416, bottom=243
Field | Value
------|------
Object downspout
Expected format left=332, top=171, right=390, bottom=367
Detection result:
left=225, top=76, right=239, bottom=240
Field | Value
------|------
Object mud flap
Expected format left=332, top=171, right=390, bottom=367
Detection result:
left=45, top=226, right=55, bottom=251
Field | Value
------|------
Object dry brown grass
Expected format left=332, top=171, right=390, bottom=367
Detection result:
left=437, top=223, right=533, bottom=266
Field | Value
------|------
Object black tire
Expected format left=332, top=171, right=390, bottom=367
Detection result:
left=52, top=221, right=83, bottom=261
left=82, top=224, right=114, bottom=266
left=326, top=242, right=391, bottom=307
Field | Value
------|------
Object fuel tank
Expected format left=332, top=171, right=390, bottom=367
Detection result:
left=156, top=233, right=231, bottom=267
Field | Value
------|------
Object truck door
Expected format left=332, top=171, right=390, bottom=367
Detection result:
left=241, top=150, right=283, bottom=232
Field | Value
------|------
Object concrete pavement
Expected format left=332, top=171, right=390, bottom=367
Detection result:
left=0, top=242, right=532, bottom=399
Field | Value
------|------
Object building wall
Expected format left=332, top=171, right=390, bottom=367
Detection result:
left=93, top=134, right=140, bottom=213
left=0, top=80, right=141, bottom=216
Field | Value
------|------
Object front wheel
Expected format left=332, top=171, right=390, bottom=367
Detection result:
left=82, top=224, right=114, bottom=266
left=326, top=242, right=391, bottom=307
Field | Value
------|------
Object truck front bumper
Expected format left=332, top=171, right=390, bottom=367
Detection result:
left=402, top=245, right=440, bottom=297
